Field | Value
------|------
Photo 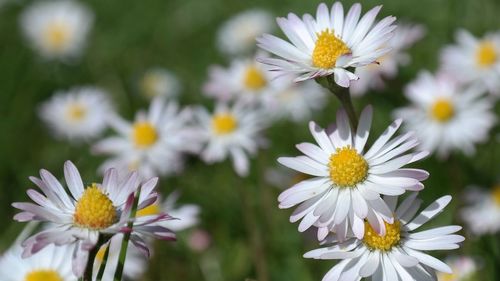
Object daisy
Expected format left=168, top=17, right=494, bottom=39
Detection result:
left=192, top=101, right=267, bottom=176
left=203, top=53, right=278, bottom=105
left=12, top=160, right=173, bottom=276
left=437, top=256, right=478, bottom=281
left=278, top=106, right=428, bottom=241
left=304, top=194, right=464, bottom=281
left=93, top=97, right=201, bottom=179
left=460, top=185, right=500, bottom=235
left=139, top=68, right=181, bottom=100
left=350, top=23, right=426, bottom=96
left=440, top=29, right=500, bottom=95
left=217, top=9, right=273, bottom=56
left=257, top=2, right=396, bottom=86
left=39, top=86, right=113, bottom=142
left=20, top=0, right=93, bottom=60
left=394, top=71, right=496, bottom=158
left=0, top=244, right=76, bottom=281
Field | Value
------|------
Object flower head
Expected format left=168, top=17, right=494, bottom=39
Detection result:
left=460, top=185, right=500, bottom=235
left=139, top=68, right=181, bottom=100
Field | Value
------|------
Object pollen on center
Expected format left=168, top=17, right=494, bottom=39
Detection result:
left=43, top=22, right=70, bottom=51
left=476, top=41, right=498, bottom=68
left=73, top=184, right=117, bottom=230
left=431, top=98, right=454, bottom=122
left=25, top=269, right=63, bottom=281
left=132, top=122, right=158, bottom=148
left=65, top=103, right=86, bottom=122
left=363, top=220, right=401, bottom=251
left=312, top=29, right=351, bottom=69
left=492, top=185, right=500, bottom=206
left=329, top=146, right=368, bottom=187
left=243, top=65, right=267, bottom=90
left=212, top=113, right=238, bottom=135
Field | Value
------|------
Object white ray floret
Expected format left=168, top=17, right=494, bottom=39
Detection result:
left=304, top=194, right=464, bottom=281
left=257, top=2, right=396, bottom=86
left=437, top=256, right=478, bottom=281
left=278, top=106, right=428, bottom=241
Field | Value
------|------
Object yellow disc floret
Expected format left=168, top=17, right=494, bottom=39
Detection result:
left=492, top=185, right=500, bottom=206
left=25, top=270, right=63, bottom=281
left=65, top=103, right=86, bottom=122
left=243, top=65, right=267, bottom=91
left=74, top=184, right=117, bottom=229
left=329, top=146, right=368, bottom=187
left=43, top=22, right=70, bottom=52
left=212, top=113, right=238, bottom=135
left=312, top=29, right=351, bottom=69
left=431, top=99, right=454, bottom=122
left=136, top=202, right=161, bottom=217
left=476, top=41, right=498, bottom=68
left=363, top=221, right=401, bottom=251
left=132, top=122, right=158, bottom=148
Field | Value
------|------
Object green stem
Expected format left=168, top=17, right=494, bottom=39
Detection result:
left=96, top=244, right=110, bottom=281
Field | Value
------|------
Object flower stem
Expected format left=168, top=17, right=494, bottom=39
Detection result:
left=96, top=244, right=109, bottom=281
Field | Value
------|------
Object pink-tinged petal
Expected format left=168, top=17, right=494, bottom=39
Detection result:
left=308, top=121, right=335, bottom=153
left=354, top=105, right=373, bottom=153
left=72, top=241, right=89, bottom=277
left=64, top=160, right=84, bottom=199
left=102, top=168, right=118, bottom=196
left=39, top=169, right=73, bottom=209
left=364, top=119, right=403, bottom=159
left=138, top=177, right=158, bottom=204
left=341, top=3, right=361, bottom=43
left=330, top=2, right=344, bottom=35
left=348, top=5, right=382, bottom=46
left=130, top=234, right=151, bottom=257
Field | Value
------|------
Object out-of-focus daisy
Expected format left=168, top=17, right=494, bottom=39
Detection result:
left=440, top=29, right=500, bottom=95
left=257, top=2, right=396, bottom=86
left=217, top=9, right=273, bottom=56
left=394, top=71, right=496, bottom=158
left=188, top=229, right=212, bottom=252
left=93, top=97, right=201, bottom=179
left=20, top=0, right=93, bottom=60
left=39, top=86, right=112, bottom=142
left=278, top=106, right=428, bottom=241
left=203, top=54, right=277, bottom=105
left=139, top=68, right=181, bottom=100
left=192, top=101, right=267, bottom=176
left=0, top=244, right=76, bottom=281
left=305, top=194, right=464, bottom=280
left=437, top=256, right=478, bottom=281
left=12, top=161, right=174, bottom=276
left=351, top=23, right=426, bottom=96
left=460, top=185, right=500, bottom=235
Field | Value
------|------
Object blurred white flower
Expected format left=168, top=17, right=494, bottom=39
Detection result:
left=394, top=71, right=496, bottom=158
left=192, top=101, right=267, bottom=176
left=437, top=256, right=478, bottom=281
left=140, top=68, right=181, bottom=100
left=217, top=9, right=273, bottom=56
left=0, top=243, right=76, bottom=281
left=93, top=97, right=201, bottom=179
left=39, top=86, right=112, bottom=142
left=188, top=229, right=211, bottom=252
left=12, top=161, right=174, bottom=277
left=440, top=29, right=500, bottom=96
left=20, top=0, right=93, bottom=60
left=460, top=185, right=500, bottom=235
left=305, top=194, right=463, bottom=280
left=257, top=2, right=396, bottom=86
left=351, top=23, right=426, bottom=96
left=278, top=106, right=429, bottom=241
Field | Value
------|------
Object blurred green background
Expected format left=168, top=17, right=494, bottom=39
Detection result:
left=1, top=0, right=500, bottom=280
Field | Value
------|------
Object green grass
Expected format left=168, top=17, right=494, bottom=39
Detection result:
left=1, top=0, right=500, bottom=280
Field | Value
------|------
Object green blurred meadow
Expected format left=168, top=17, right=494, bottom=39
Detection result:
left=1, top=0, right=500, bottom=280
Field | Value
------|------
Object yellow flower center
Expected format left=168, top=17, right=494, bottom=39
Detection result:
left=492, top=185, right=500, bottom=206
left=65, top=103, right=86, bottom=122
left=141, top=73, right=162, bottom=98
left=329, top=146, right=368, bottom=187
left=243, top=66, right=267, bottom=90
left=431, top=99, right=454, bottom=122
left=136, top=202, right=161, bottom=217
left=132, top=122, right=158, bottom=148
left=438, top=272, right=458, bottom=281
left=476, top=41, right=497, bottom=68
left=312, top=29, right=351, bottom=69
left=212, top=113, right=238, bottom=135
left=25, top=270, right=63, bottom=281
left=363, top=221, right=401, bottom=251
left=74, top=184, right=117, bottom=229
left=43, top=22, right=70, bottom=51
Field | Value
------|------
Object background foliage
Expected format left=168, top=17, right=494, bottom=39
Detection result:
left=1, top=0, right=500, bottom=280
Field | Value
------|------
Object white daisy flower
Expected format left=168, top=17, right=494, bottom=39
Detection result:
left=304, top=194, right=464, bottom=281
left=217, top=9, right=273, bottom=56
left=351, top=23, right=426, bottom=96
left=39, top=86, right=113, bottom=142
left=12, top=161, right=173, bottom=277
left=460, top=185, right=500, bottom=235
left=437, top=256, right=478, bottom=281
left=139, top=68, right=181, bottom=100
left=203, top=53, right=277, bottom=105
left=257, top=2, right=396, bottom=86
left=440, top=29, right=500, bottom=95
left=192, top=101, right=267, bottom=176
left=278, top=106, right=428, bottom=241
left=93, top=97, right=201, bottom=179
left=20, top=0, right=93, bottom=60
left=394, top=71, right=496, bottom=158
left=0, top=244, right=76, bottom=281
